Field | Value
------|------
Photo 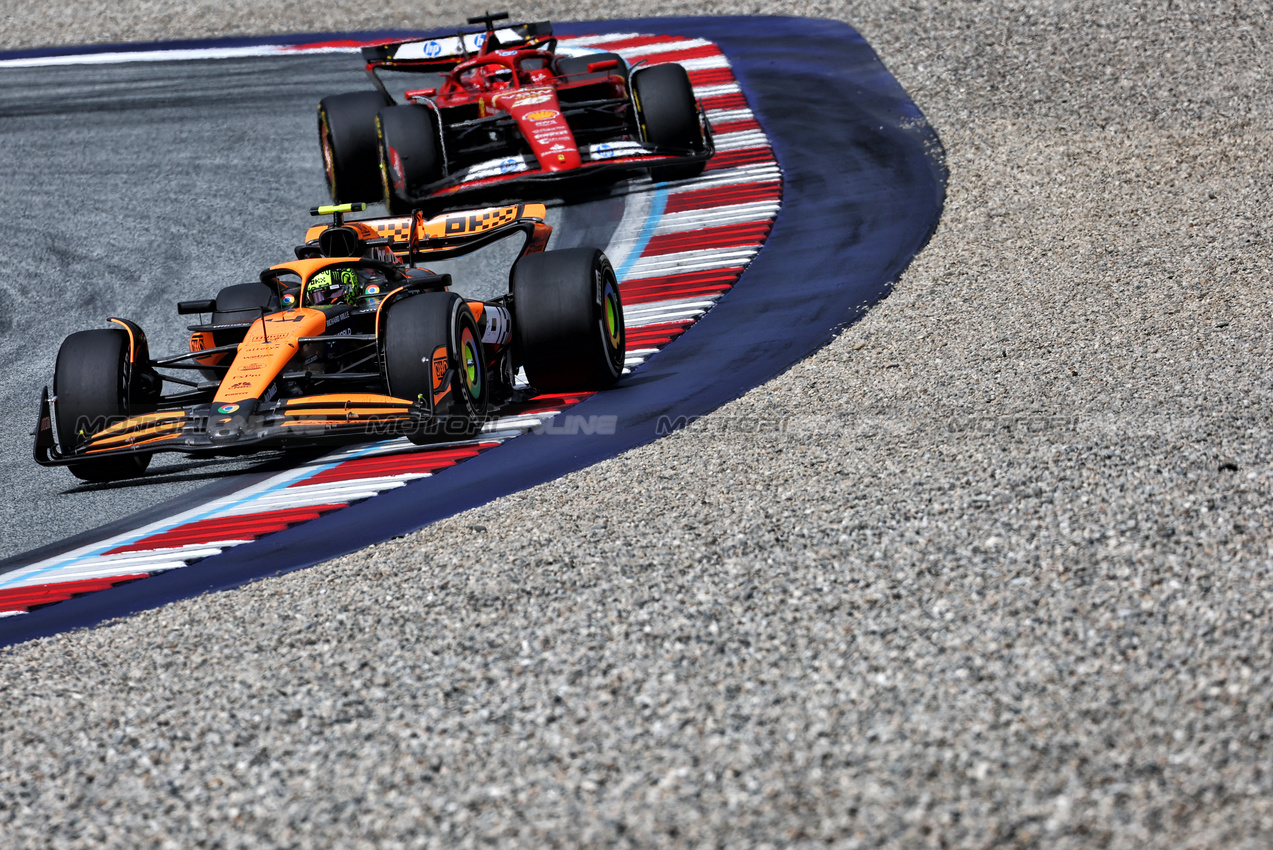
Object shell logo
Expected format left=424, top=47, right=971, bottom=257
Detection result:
left=526, top=109, right=559, bottom=121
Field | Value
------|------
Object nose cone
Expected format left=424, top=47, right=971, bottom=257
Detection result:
left=499, top=88, right=581, bottom=172
left=208, top=399, right=258, bottom=444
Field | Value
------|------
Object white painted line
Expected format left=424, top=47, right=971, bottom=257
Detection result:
left=613, top=38, right=716, bottom=60
left=624, top=247, right=765, bottom=280
left=692, top=83, right=742, bottom=98
left=654, top=203, right=780, bottom=234
left=705, top=107, right=755, bottom=125
left=713, top=131, right=772, bottom=152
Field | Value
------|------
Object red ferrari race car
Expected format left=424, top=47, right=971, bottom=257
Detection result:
left=33, top=202, right=626, bottom=482
left=319, top=12, right=713, bottom=214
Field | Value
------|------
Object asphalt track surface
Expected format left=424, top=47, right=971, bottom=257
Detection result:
left=0, top=19, right=944, bottom=645
left=0, top=54, right=622, bottom=561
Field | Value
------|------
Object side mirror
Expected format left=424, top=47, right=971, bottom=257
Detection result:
left=177, top=299, right=217, bottom=315
left=587, top=59, right=619, bottom=73
left=407, top=87, right=439, bottom=100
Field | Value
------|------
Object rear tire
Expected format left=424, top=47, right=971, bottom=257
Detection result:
left=377, top=105, right=444, bottom=216
left=54, top=328, right=153, bottom=482
left=632, top=63, right=706, bottom=183
left=382, top=292, right=487, bottom=441
left=319, top=91, right=391, bottom=204
left=511, top=248, right=625, bottom=392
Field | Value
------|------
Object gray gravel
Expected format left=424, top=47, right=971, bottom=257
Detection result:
left=4, top=1, right=1273, bottom=846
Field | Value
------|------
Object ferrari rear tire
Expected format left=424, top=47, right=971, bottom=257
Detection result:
left=632, top=63, right=706, bottom=183
left=53, top=328, right=152, bottom=482
left=511, top=247, right=625, bottom=392
left=382, top=292, right=487, bottom=441
left=319, top=91, right=391, bottom=204
left=377, top=105, right=445, bottom=216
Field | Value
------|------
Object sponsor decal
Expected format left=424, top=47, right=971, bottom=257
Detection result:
left=281, top=293, right=296, bottom=308
left=443, top=205, right=522, bottom=235
left=497, top=49, right=518, bottom=56
left=532, top=129, right=572, bottom=147
left=228, top=381, right=253, bottom=391
left=498, top=156, right=521, bottom=174
left=506, top=90, right=553, bottom=107
left=423, top=40, right=442, bottom=58
left=526, top=109, right=558, bottom=121
left=216, top=404, right=239, bottom=414
left=480, top=306, right=512, bottom=346
left=430, top=346, right=448, bottom=389
left=593, top=143, right=616, bottom=160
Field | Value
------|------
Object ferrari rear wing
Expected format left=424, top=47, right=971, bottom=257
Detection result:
left=361, top=21, right=553, bottom=71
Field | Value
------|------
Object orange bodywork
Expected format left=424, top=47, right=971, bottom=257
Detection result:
left=189, top=331, right=228, bottom=366
left=86, top=411, right=188, bottom=452
left=213, top=308, right=328, bottom=405
left=275, top=394, right=415, bottom=420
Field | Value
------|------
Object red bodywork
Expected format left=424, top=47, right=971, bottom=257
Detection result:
left=397, top=46, right=625, bottom=174
left=359, top=20, right=711, bottom=202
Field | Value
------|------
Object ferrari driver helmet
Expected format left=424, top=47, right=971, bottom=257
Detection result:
left=308, top=267, right=360, bottom=306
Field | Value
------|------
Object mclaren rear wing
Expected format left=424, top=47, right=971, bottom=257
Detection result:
left=304, top=202, right=552, bottom=263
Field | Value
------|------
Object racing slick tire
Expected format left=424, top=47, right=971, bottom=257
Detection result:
left=554, top=51, right=629, bottom=82
left=511, top=247, right=625, bottom=392
left=319, top=91, right=391, bottom=204
left=53, top=328, right=154, bottom=482
left=632, top=63, right=707, bottom=183
left=377, top=105, right=445, bottom=216
left=382, top=292, right=488, bottom=442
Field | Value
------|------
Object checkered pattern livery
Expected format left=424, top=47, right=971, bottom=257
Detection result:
left=440, top=205, right=521, bottom=235
left=1, top=31, right=781, bottom=621
left=373, top=217, right=414, bottom=245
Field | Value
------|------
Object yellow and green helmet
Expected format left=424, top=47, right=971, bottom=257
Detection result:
left=308, top=267, right=360, bottom=305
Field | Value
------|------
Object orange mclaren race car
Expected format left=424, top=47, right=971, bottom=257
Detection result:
left=319, top=12, right=712, bottom=214
left=33, top=202, right=626, bottom=482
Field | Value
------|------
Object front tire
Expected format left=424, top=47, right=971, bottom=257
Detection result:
left=377, top=105, right=445, bottom=216
left=511, top=248, right=625, bottom=392
left=382, top=292, right=487, bottom=441
left=319, top=91, right=391, bottom=204
left=53, top=328, right=154, bottom=482
left=632, top=63, right=706, bottom=183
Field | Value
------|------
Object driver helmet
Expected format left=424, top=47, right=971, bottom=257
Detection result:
left=487, top=66, right=515, bottom=88
left=308, top=267, right=361, bottom=306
